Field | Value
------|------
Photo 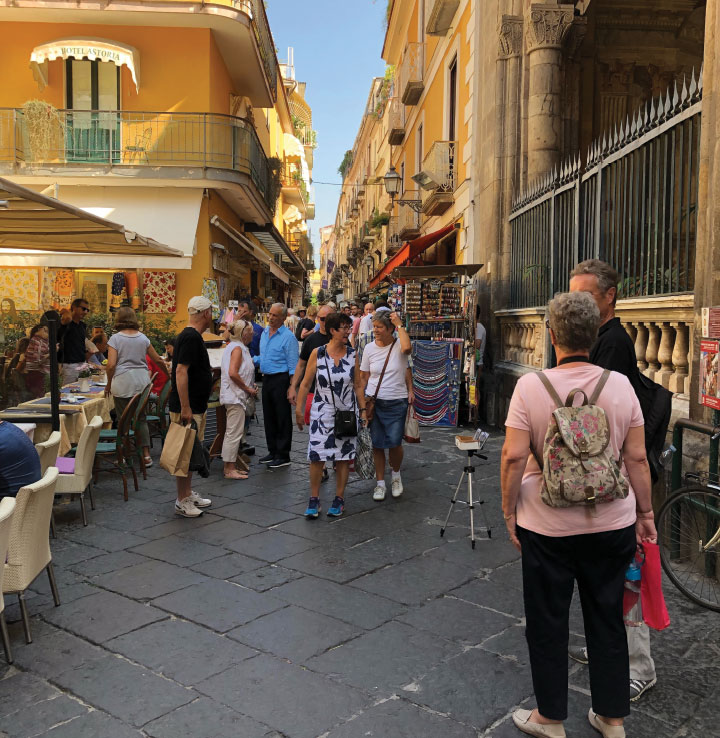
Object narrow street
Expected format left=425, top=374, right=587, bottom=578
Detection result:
left=0, top=419, right=717, bottom=738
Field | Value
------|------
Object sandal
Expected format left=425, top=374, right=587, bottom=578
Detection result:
left=224, top=470, right=249, bottom=480
left=143, top=457, right=153, bottom=468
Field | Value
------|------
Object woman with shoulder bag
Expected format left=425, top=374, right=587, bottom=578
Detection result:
left=501, top=291, right=656, bottom=738
left=296, top=312, right=365, bottom=519
left=357, top=311, right=413, bottom=502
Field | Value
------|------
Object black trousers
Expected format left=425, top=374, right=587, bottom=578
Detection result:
left=517, top=523, right=636, bottom=721
left=261, top=372, right=292, bottom=459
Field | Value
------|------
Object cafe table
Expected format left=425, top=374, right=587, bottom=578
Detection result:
left=20, top=380, right=114, bottom=455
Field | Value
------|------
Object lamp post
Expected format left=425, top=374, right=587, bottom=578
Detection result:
left=383, top=165, right=422, bottom=212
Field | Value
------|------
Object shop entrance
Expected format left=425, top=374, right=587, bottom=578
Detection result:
left=65, top=59, right=120, bottom=163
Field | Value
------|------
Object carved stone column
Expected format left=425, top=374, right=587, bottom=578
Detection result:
left=525, top=3, right=575, bottom=181
left=635, top=323, right=649, bottom=370
left=645, top=323, right=661, bottom=379
left=656, top=322, right=677, bottom=389
left=670, top=322, right=690, bottom=394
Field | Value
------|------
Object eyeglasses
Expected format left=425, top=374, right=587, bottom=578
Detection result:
left=318, top=317, right=326, bottom=321
left=80, top=306, right=90, bottom=312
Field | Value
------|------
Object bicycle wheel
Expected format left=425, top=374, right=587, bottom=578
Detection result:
left=657, top=485, right=720, bottom=612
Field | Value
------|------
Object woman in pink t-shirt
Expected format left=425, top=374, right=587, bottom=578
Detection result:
left=501, top=291, right=656, bottom=738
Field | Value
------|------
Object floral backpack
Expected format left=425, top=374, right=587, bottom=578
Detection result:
left=532, top=370, right=630, bottom=509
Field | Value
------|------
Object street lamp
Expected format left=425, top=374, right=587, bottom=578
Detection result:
left=383, top=164, right=422, bottom=213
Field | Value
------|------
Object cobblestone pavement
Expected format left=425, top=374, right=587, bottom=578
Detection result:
left=1, top=419, right=718, bottom=737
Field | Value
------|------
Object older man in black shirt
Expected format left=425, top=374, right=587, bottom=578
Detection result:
left=58, top=298, right=90, bottom=384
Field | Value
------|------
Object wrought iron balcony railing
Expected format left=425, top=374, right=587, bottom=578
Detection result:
left=0, top=107, right=277, bottom=212
left=398, top=42, right=425, bottom=105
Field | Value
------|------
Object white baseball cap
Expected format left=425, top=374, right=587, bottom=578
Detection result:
left=187, top=296, right=213, bottom=314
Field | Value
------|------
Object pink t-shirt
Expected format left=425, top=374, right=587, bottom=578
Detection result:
left=505, top=365, right=643, bottom=537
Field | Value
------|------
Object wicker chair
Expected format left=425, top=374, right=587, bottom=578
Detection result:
left=0, top=497, right=17, bottom=663
left=3, top=467, right=60, bottom=644
left=35, top=431, right=61, bottom=475
left=55, top=417, right=102, bottom=526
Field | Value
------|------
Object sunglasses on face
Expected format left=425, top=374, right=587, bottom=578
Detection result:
left=318, top=317, right=326, bottom=321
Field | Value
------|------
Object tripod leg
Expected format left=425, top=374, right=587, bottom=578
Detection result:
left=441, top=473, right=465, bottom=537
left=468, top=470, right=476, bottom=549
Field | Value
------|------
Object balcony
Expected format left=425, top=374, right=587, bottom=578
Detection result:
left=280, top=159, right=310, bottom=208
left=398, top=42, right=425, bottom=105
left=397, top=194, right=421, bottom=240
left=0, top=0, right=277, bottom=106
left=417, top=141, right=457, bottom=217
left=426, top=0, right=460, bottom=36
left=387, top=97, right=405, bottom=146
left=0, top=107, right=277, bottom=218
left=385, top=215, right=402, bottom=256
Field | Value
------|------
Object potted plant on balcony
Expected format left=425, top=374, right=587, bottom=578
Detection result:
left=22, top=100, right=65, bottom=162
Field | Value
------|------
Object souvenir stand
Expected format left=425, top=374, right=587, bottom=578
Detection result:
left=392, top=265, right=482, bottom=428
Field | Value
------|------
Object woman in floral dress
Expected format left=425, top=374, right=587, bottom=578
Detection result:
left=295, top=312, right=366, bottom=519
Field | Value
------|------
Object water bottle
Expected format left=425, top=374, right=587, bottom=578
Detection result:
left=624, top=554, right=643, bottom=626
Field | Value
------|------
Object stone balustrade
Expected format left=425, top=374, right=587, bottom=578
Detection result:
left=496, top=309, right=547, bottom=369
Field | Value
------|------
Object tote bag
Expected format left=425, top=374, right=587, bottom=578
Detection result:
left=355, top=427, right=375, bottom=479
left=159, top=421, right=196, bottom=477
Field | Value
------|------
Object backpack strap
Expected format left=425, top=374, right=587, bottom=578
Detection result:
left=536, top=371, right=564, bottom=408
left=589, top=369, right=612, bottom=405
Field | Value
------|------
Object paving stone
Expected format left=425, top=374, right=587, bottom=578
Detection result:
left=270, top=575, right=405, bottom=629
left=137, top=513, right=222, bottom=540
left=0, top=671, right=60, bottom=718
left=488, top=560, right=523, bottom=590
left=175, top=518, right=264, bottom=546
left=196, top=654, right=370, bottom=738
left=397, top=596, right=517, bottom=645
left=226, top=529, right=319, bottom=561
left=97, top=559, right=208, bottom=600
left=271, top=515, right=376, bottom=546
left=189, top=552, right=265, bottom=579
left=74, top=506, right=157, bottom=534
left=68, top=550, right=150, bottom=577
left=431, top=535, right=521, bottom=571
left=48, top=541, right=105, bottom=567
left=277, top=543, right=396, bottom=584
left=41, top=590, right=167, bottom=643
left=480, top=624, right=530, bottom=666
left=54, top=655, right=194, bottom=728
left=213, top=500, right=296, bottom=527
left=450, top=577, right=526, bottom=618
left=144, top=696, right=269, bottom=738
left=407, top=649, right=533, bottom=731
left=8, top=622, right=108, bottom=679
left=129, top=535, right=228, bottom=567
left=61, top=524, right=149, bottom=552
left=106, top=619, right=257, bottom=685
left=307, top=620, right=460, bottom=693
left=2, top=695, right=87, bottom=738
left=325, top=697, right=478, bottom=737
left=38, top=709, right=145, bottom=737
left=227, top=604, right=359, bottom=662
left=350, top=553, right=480, bottom=604
left=151, top=579, right=284, bottom=633
left=230, top=564, right=303, bottom=591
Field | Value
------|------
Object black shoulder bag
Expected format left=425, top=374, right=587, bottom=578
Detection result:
left=323, top=350, right=357, bottom=438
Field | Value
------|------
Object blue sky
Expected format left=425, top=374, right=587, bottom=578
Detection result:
left=265, top=0, right=388, bottom=260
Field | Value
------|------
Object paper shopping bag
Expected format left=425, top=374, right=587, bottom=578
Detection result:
left=640, top=542, right=671, bottom=630
left=159, top=421, right=196, bottom=477
left=404, top=407, right=421, bottom=443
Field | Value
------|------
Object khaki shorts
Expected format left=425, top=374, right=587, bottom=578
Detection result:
left=169, top=412, right=207, bottom=442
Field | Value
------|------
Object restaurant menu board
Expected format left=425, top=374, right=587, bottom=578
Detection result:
left=699, top=339, right=720, bottom=409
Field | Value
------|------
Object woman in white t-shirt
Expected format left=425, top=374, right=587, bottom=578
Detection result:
left=501, top=291, right=656, bottom=738
left=105, top=307, right=168, bottom=469
left=358, top=311, right=413, bottom=502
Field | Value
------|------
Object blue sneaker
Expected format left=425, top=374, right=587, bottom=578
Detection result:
left=327, top=496, right=345, bottom=517
left=305, top=497, right=321, bottom=519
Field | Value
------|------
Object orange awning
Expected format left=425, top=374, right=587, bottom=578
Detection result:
left=368, top=223, right=456, bottom=289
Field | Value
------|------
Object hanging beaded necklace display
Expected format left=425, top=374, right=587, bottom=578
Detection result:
left=412, top=340, right=461, bottom=426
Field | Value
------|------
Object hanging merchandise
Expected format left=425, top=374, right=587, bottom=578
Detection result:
left=202, top=278, right=221, bottom=320
left=41, top=268, right=74, bottom=311
left=412, top=339, right=462, bottom=426
left=110, top=272, right=126, bottom=311
left=143, top=271, right=176, bottom=314
left=124, top=272, right=141, bottom=310
left=81, top=280, right=101, bottom=313
left=0, top=268, right=40, bottom=311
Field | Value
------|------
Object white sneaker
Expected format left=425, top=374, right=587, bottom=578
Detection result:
left=373, top=485, right=386, bottom=501
left=391, top=478, right=403, bottom=498
left=189, top=491, right=212, bottom=508
left=175, top=497, right=203, bottom=518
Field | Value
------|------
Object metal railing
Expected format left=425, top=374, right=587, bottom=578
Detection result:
left=398, top=193, right=421, bottom=235
left=398, top=42, right=424, bottom=105
left=509, top=73, right=702, bottom=309
left=0, top=108, right=277, bottom=212
left=421, top=140, right=457, bottom=195
left=248, top=0, right=278, bottom=101
left=388, top=97, right=405, bottom=143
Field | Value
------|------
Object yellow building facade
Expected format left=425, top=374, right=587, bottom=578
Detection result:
left=0, top=0, right=314, bottom=321
left=331, top=0, right=476, bottom=300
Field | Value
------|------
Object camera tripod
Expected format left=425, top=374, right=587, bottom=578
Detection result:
left=440, top=446, right=492, bottom=548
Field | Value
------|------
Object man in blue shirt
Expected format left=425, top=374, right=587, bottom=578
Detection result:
left=253, top=303, right=299, bottom=469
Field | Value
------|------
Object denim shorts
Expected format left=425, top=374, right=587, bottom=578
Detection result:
left=370, top=397, right=409, bottom=449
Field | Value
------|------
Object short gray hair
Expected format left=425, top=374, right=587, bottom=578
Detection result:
left=271, top=302, right=288, bottom=319
left=548, top=291, right=600, bottom=352
left=372, top=311, right=393, bottom=331
left=570, top=259, right=619, bottom=300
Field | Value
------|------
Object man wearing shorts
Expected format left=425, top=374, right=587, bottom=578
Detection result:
left=168, top=296, right=214, bottom=517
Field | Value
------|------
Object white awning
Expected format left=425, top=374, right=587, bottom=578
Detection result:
left=31, top=38, right=140, bottom=92
left=269, top=260, right=290, bottom=284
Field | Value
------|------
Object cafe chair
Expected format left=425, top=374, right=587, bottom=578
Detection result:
left=35, top=431, right=62, bottom=475
left=3, top=467, right=60, bottom=644
left=146, top=378, right=172, bottom=447
left=94, top=393, right=140, bottom=502
left=125, top=126, right=152, bottom=164
left=0, top=498, right=17, bottom=663
left=55, top=417, right=102, bottom=527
